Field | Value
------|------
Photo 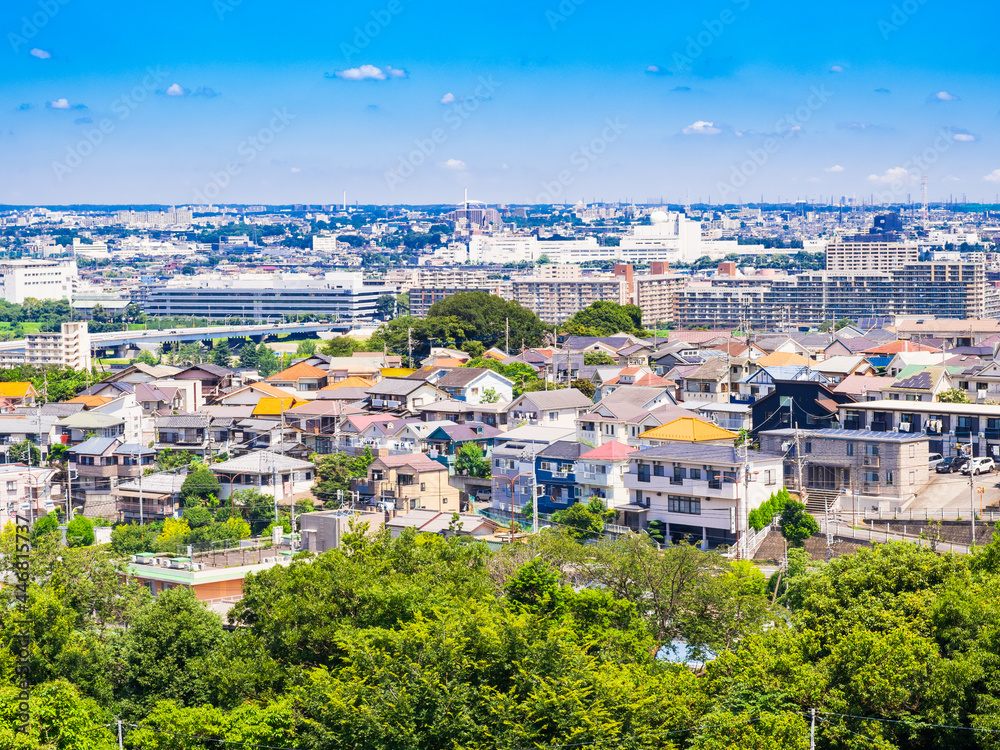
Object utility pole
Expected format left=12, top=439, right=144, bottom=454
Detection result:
left=505, top=317, right=509, bottom=354
left=117, top=719, right=124, bottom=750
left=970, top=472, right=977, bottom=546
left=407, top=327, right=413, bottom=368
left=810, top=708, right=816, bottom=750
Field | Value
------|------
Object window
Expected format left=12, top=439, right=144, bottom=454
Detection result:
left=668, top=496, right=701, bottom=515
left=885, top=471, right=894, bottom=485
left=763, top=469, right=776, bottom=485
left=637, top=463, right=650, bottom=483
left=847, top=443, right=854, bottom=457
left=864, top=470, right=880, bottom=484
left=909, top=445, right=915, bottom=458
left=653, top=464, right=665, bottom=477
left=866, top=444, right=879, bottom=456
left=6, top=481, right=15, bottom=492
left=805, top=441, right=812, bottom=454
left=689, top=468, right=702, bottom=481
left=548, top=412, right=558, bottom=421
left=909, top=471, right=915, bottom=485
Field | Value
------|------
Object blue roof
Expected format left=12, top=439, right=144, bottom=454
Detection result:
left=761, top=428, right=927, bottom=443
left=71, top=436, right=120, bottom=455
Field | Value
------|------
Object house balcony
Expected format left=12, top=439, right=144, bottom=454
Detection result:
left=729, top=394, right=756, bottom=405
left=578, top=470, right=614, bottom=487
left=74, top=463, right=119, bottom=479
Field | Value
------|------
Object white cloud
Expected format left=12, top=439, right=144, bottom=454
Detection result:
left=682, top=120, right=722, bottom=135
left=808, top=177, right=822, bottom=183
left=985, top=169, right=1000, bottom=183
left=290, top=167, right=301, bottom=173
left=48, top=98, right=70, bottom=109
left=332, top=64, right=408, bottom=81
left=953, top=133, right=977, bottom=142
left=440, top=92, right=456, bottom=104
left=830, top=65, right=844, bottom=73
left=30, top=48, right=51, bottom=59
left=825, top=165, right=845, bottom=173
left=931, top=90, right=959, bottom=102
left=166, top=83, right=187, bottom=96
left=442, top=158, right=467, bottom=171
left=868, top=167, right=916, bottom=185
left=943, top=175, right=961, bottom=183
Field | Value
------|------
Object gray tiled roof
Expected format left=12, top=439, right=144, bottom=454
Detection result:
left=368, top=378, right=428, bottom=396
left=633, top=445, right=784, bottom=463
left=537, top=440, right=586, bottom=460
left=156, top=413, right=211, bottom=428
left=512, top=388, right=592, bottom=410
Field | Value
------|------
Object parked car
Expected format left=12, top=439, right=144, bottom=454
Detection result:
left=962, top=457, right=996, bottom=476
left=935, top=456, right=965, bottom=474
left=928, top=452, right=944, bottom=469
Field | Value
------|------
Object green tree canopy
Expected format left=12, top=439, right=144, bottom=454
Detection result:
left=181, top=464, right=221, bottom=507
left=779, top=500, right=819, bottom=547
left=563, top=301, right=647, bottom=337
left=66, top=515, right=95, bottom=547
left=454, top=442, right=491, bottom=478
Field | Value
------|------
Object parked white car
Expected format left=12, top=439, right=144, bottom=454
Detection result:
left=961, top=457, right=996, bottom=475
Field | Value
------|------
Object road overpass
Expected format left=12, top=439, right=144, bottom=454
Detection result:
left=0, top=321, right=354, bottom=358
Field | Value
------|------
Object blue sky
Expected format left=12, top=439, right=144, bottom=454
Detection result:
left=2, top=0, right=998, bottom=206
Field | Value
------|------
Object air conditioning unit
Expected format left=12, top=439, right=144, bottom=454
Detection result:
left=863, top=456, right=879, bottom=467
left=188, top=563, right=205, bottom=571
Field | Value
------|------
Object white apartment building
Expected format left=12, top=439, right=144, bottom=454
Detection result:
left=0, top=260, right=76, bottom=304
left=26, top=322, right=92, bottom=370
left=623, top=444, right=784, bottom=550
left=825, top=241, right=920, bottom=272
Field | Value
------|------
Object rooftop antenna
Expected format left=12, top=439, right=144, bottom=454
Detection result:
left=921, top=177, right=929, bottom=222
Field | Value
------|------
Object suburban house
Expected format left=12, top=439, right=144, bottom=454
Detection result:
left=424, top=422, right=501, bottom=473
left=759, top=428, right=930, bottom=512
left=433, top=368, right=514, bottom=404
left=415, top=400, right=509, bottom=430
left=155, top=413, right=213, bottom=458
left=576, top=440, right=636, bottom=510
left=637, top=417, right=739, bottom=447
left=173, top=363, right=235, bottom=402
left=213, top=451, right=316, bottom=504
left=506, top=389, right=594, bottom=429
left=751, top=380, right=857, bottom=436
left=353, top=453, right=460, bottom=512
left=0, top=464, right=60, bottom=527
left=535, top=440, right=587, bottom=515
left=384, top=509, right=501, bottom=539
left=884, top=366, right=954, bottom=402
left=577, top=401, right=691, bottom=448
left=364, top=378, right=442, bottom=415
left=623, top=444, right=784, bottom=550
left=0, top=382, right=39, bottom=408
left=56, top=411, right=126, bottom=446
left=267, top=362, right=329, bottom=393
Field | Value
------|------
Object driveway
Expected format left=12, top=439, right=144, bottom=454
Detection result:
left=911, top=470, right=1000, bottom=514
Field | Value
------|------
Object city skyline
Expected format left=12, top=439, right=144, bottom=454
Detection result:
left=3, top=0, right=999, bottom=205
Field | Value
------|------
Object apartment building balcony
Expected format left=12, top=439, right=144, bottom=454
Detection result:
left=75, top=463, right=119, bottom=479
left=577, top=470, right=614, bottom=487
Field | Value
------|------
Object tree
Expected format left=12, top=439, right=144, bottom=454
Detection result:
left=939, top=388, right=972, bottom=404
left=321, top=336, right=360, bottom=357
left=256, top=344, right=280, bottom=377
left=157, top=448, right=195, bottom=471
left=563, top=301, right=646, bottom=336
left=583, top=352, right=617, bottom=366
left=425, top=292, right=547, bottom=350
left=135, top=349, right=159, bottom=366
left=454, top=443, right=491, bottom=478
left=115, top=587, right=226, bottom=718
left=181, top=464, right=221, bottom=507
left=210, top=341, right=232, bottom=368
left=295, top=339, right=317, bottom=356
left=32, top=511, right=60, bottom=539
left=481, top=387, right=501, bottom=404
left=66, top=516, right=95, bottom=547
left=779, top=500, right=819, bottom=547
left=110, top=523, right=159, bottom=555
left=570, top=378, right=596, bottom=399
left=551, top=497, right=616, bottom=540
left=375, top=294, right=396, bottom=320
left=238, top=342, right=259, bottom=369
left=311, top=448, right=374, bottom=505
left=9, top=439, right=41, bottom=465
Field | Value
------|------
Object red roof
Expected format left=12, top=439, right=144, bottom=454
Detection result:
left=580, top=440, right=637, bottom=461
left=863, top=341, right=942, bottom=355
left=268, top=362, right=327, bottom=382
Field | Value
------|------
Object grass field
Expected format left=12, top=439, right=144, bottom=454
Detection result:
left=0, top=322, right=43, bottom=334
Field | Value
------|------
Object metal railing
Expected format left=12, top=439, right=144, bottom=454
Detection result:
left=865, top=508, right=1000, bottom=522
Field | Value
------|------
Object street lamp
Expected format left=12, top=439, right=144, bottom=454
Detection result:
left=494, top=470, right=538, bottom=534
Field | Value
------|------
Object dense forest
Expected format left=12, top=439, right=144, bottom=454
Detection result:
left=5, top=524, right=1000, bottom=748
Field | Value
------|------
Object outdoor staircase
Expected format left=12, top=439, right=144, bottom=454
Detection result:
left=804, top=487, right=841, bottom=516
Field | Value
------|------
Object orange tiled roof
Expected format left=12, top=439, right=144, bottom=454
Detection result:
left=267, top=362, right=328, bottom=382
left=321, top=376, right=375, bottom=391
